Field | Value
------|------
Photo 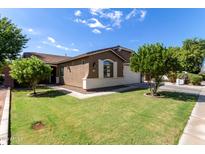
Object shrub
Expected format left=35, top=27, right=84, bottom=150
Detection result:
left=199, top=73, right=205, bottom=81
left=167, top=72, right=177, bottom=83
left=177, top=72, right=188, bottom=80
left=188, top=73, right=202, bottom=85
left=10, top=56, right=52, bottom=94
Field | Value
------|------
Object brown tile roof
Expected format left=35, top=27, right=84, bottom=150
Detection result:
left=23, top=52, right=71, bottom=64
left=55, top=45, right=134, bottom=64
left=23, top=45, right=134, bottom=65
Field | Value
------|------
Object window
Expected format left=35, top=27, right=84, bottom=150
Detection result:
left=103, top=60, right=113, bottom=78
left=81, top=60, right=85, bottom=64
left=60, top=66, right=64, bottom=76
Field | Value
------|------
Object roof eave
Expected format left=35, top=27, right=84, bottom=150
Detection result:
left=54, top=49, right=126, bottom=65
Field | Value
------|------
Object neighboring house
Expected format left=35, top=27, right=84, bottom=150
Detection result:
left=23, top=45, right=142, bottom=90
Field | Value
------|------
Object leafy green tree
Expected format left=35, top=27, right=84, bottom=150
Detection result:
left=130, top=43, right=178, bottom=95
left=0, top=17, right=28, bottom=65
left=10, top=56, right=52, bottom=94
left=166, top=47, right=182, bottom=82
left=179, top=38, right=205, bottom=74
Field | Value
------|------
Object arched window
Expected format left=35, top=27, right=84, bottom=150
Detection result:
left=103, top=60, right=113, bottom=78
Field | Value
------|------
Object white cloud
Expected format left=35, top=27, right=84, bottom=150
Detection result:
left=87, top=18, right=106, bottom=29
left=89, top=9, right=123, bottom=28
left=74, top=9, right=147, bottom=34
left=90, top=8, right=105, bottom=16
left=104, top=11, right=123, bottom=27
left=74, top=10, right=82, bottom=17
left=25, top=28, right=40, bottom=35
left=139, top=10, right=147, bottom=21
left=43, top=37, right=79, bottom=52
left=125, top=9, right=147, bottom=21
left=56, top=44, right=68, bottom=51
left=75, top=17, right=108, bottom=30
left=70, top=48, right=79, bottom=52
left=105, top=27, right=112, bottom=31
left=92, top=29, right=101, bottom=34
left=74, top=18, right=87, bottom=24
left=37, top=46, right=42, bottom=49
left=126, top=9, right=137, bottom=20
left=47, top=36, right=56, bottom=43
left=56, top=44, right=79, bottom=52
left=28, top=28, right=33, bottom=32
left=75, top=9, right=150, bottom=32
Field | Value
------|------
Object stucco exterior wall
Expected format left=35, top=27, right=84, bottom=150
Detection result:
left=87, top=50, right=124, bottom=78
left=123, top=65, right=141, bottom=84
left=83, top=65, right=141, bottom=89
left=57, top=50, right=138, bottom=89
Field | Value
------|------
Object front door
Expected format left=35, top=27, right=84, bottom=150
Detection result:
left=51, top=66, right=56, bottom=83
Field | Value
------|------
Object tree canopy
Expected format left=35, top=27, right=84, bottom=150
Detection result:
left=165, top=47, right=182, bottom=82
left=131, top=43, right=172, bottom=95
left=130, top=38, right=205, bottom=95
left=130, top=43, right=181, bottom=95
left=10, top=56, right=52, bottom=94
left=179, top=38, right=205, bottom=73
left=0, top=17, right=28, bottom=64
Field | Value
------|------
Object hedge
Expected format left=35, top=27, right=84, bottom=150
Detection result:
left=177, top=72, right=202, bottom=85
left=188, top=73, right=202, bottom=85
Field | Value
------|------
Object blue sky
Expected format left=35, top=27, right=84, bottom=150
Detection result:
left=0, top=8, right=205, bottom=57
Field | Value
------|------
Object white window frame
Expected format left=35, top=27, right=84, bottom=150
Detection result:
left=98, top=59, right=117, bottom=79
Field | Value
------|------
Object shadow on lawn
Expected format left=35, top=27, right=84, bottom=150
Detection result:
left=14, top=85, right=50, bottom=92
left=33, top=90, right=70, bottom=98
left=158, top=91, right=198, bottom=102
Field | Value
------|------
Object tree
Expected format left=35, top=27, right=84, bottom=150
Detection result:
left=179, top=38, right=205, bottom=74
left=0, top=17, right=28, bottom=65
left=10, top=56, right=52, bottom=94
left=130, top=43, right=178, bottom=96
left=166, top=47, right=182, bottom=82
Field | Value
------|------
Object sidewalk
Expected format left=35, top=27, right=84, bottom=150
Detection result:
left=178, top=86, right=205, bottom=144
left=49, top=83, right=147, bottom=99
left=0, top=87, right=7, bottom=122
left=0, top=87, right=11, bottom=145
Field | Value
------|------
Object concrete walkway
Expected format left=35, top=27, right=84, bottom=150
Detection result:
left=49, top=83, right=147, bottom=99
left=0, top=87, right=7, bottom=120
left=0, top=87, right=11, bottom=145
left=179, top=86, right=205, bottom=144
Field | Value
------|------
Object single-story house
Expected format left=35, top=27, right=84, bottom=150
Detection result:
left=22, top=45, right=142, bottom=90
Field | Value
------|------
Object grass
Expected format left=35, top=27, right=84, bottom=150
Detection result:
left=10, top=87, right=197, bottom=144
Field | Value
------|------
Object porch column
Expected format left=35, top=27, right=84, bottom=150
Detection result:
left=113, top=61, right=117, bottom=78
left=98, top=59, right=103, bottom=79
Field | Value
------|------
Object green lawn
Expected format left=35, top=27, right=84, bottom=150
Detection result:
left=10, top=87, right=197, bottom=144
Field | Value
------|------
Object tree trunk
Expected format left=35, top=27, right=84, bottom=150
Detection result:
left=33, top=87, right=36, bottom=95
left=32, top=81, right=37, bottom=95
left=150, top=76, right=162, bottom=96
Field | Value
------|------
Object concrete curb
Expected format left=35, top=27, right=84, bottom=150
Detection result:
left=0, top=87, right=11, bottom=145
